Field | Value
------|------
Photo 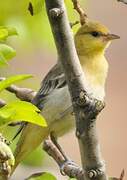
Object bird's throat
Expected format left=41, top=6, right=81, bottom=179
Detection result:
left=79, top=54, right=108, bottom=100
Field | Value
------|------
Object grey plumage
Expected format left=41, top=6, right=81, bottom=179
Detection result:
left=32, top=62, right=67, bottom=110
left=13, top=62, right=69, bottom=140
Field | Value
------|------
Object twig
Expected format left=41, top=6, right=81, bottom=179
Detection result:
left=43, top=138, right=124, bottom=180
left=0, top=77, right=36, bottom=102
left=45, top=0, right=107, bottom=180
left=117, top=0, right=127, bottom=4
left=43, top=139, right=84, bottom=179
left=28, top=2, right=34, bottom=16
left=119, top=169, right=125, bottom=180
left=70, top=20, right=79, bottom=28
left=71, top=0, right=87, bottom=25
left=0, top=99, right=6, bottom=108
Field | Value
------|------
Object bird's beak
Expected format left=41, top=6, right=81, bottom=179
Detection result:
left=105, top=33, right=120, bottom=41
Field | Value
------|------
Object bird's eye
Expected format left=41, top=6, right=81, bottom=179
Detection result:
left=91, top=31, right=100, bottom=37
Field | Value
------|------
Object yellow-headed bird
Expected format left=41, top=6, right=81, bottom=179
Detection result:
left=12, top=21, right=119, bottom=173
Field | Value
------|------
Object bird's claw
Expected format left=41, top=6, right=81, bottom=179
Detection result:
left=50, top=132, right=79, bottom=176
left=50, top=132, right=68, bottom=161
left=60, top=160, right=78, bottom=176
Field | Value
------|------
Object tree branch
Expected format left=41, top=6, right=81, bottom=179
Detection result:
left=43, top=139, right=124, bottom=180
left=45, top=0, right=107, bottom=180
left=117, top=0, right=127, bottom=4
left=0, top=77, right=36, bottom=102
left=43, top=139, right=85, bottom=179
left=71, top=0, right=87, bottom=25
left=0, top=99, right=6, bottom=108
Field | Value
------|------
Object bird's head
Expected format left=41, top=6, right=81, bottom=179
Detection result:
left=74, top=21, right=120, bottom=57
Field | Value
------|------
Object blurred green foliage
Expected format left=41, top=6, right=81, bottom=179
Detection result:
left=0, top=26, right=17, bottom=65
left=23, top=146, right=45, bottom=166
left=0, top=0, right=82, bottom=51
left=26, top=172, right=56, bottom=180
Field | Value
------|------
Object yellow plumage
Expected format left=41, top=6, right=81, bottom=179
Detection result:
left=11, top=21, right=119, bottom=174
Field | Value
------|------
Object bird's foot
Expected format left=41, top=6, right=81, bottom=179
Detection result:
left=50, top=132, right=78, bottom=176
left=44, top=134, right=84, bottom=179
left=60, top=159, right=78, bottom=176
left=50, top=132, right=68, bottom=161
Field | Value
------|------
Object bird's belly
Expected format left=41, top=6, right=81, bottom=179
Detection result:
left=88, top=85, right=105, bottom=101
left=40, top=84, right=104, bottom=137
left=41, top=86, right=75, bottom=136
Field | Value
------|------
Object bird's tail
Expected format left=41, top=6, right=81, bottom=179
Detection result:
left=11, top=123, right=49, bottom=175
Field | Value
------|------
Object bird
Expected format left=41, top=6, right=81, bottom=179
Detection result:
left=11, top=21, right=119, bottom=172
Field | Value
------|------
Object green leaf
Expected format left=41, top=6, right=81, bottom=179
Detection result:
left=6, top=27, right=18, bottom=36
left=0, top=101, right=47, bottom=127
left=68, top=178, right=76, bottom=180
left=28, top=0, right=44, bottom=16
left=0, top=74, right=32, bottom=92
left=0, top=52, right=7, bottom=66
left=0, top=44, right=16, bottom=61
left=0, top=28, right=8, bottom=41
left=0, top=26, right=17, bottom=41
left=9, top=101, right=40, bottom=112
left=0, top=26, right=17, bottom=64
left=26, top=172, right=57, bottom=180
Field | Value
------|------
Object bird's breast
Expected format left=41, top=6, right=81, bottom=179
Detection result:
left=80, top=55, right=108, bottom=101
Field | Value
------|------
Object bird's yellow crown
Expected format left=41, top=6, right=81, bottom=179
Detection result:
left=74, top=21, right=119, bottom=57
left=76, top=21, right=109, bottom=35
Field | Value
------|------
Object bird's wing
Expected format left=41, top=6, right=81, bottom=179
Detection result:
left=32, top=62, right=67, bottom=110
left=12, top=62, right=67, bottom=140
